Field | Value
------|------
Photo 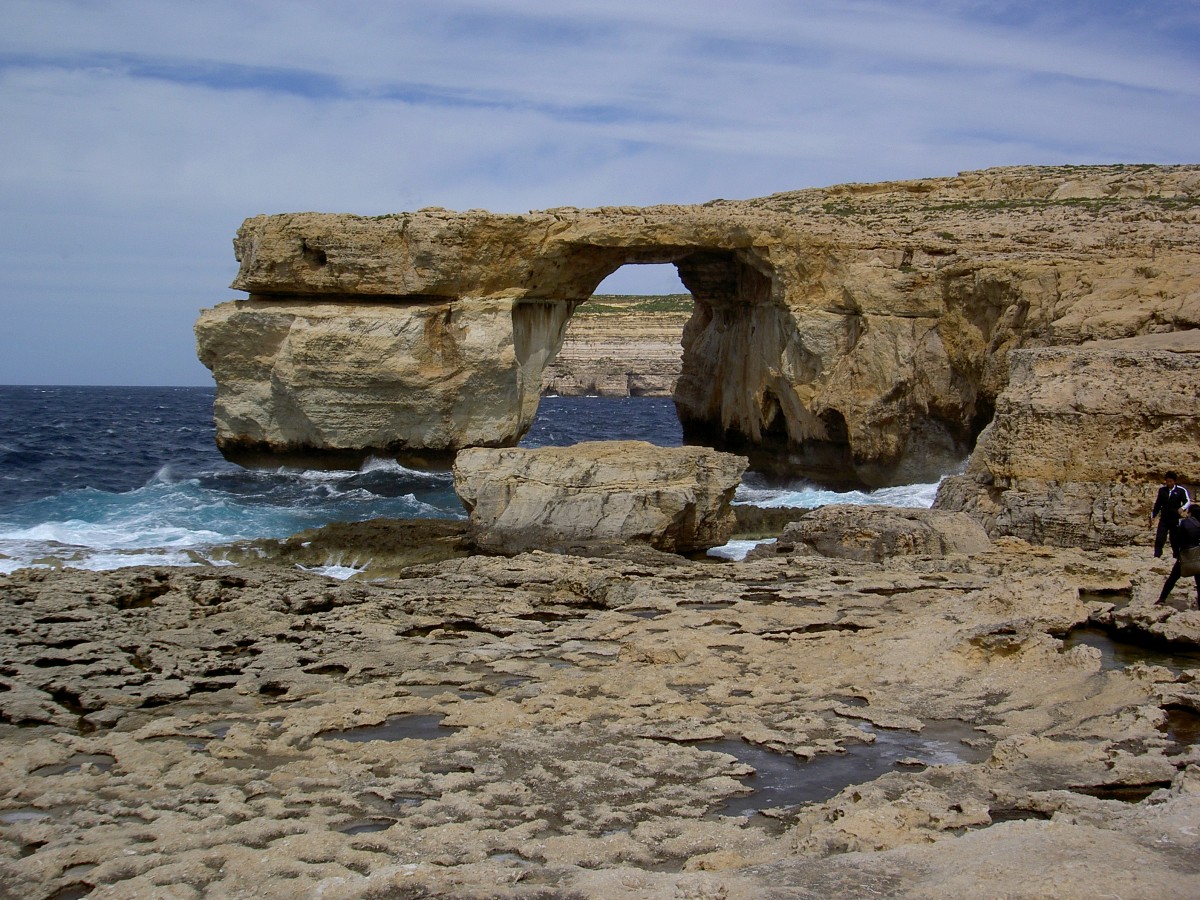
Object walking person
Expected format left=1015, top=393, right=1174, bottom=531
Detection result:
left=1151, top=471, right=1190, bottom=559
left=1159, top=502, right=1200, bottom=608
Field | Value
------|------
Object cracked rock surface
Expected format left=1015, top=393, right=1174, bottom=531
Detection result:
left=0, top=538, right=1198, bottom=898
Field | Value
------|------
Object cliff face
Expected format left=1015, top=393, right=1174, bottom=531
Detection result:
left=935, top=331, right=1200, bottom=547
left=539, top=296, right=689, bottom=397
left=196, top=164, right=1200, bottom=483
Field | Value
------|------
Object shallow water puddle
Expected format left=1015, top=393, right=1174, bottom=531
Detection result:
left=339, top=819, right=395, bottom=835
left=1163, top=704, right=1200, bottom=751
left=705, top=720, right=992, bottom=816
left=31, top=753, right=115, bottom=777
left=1063, top=626, right=1200, bottom=674
left=0, top=809, right=53, bottom=824
left=320, top=713, right=459, bottom=742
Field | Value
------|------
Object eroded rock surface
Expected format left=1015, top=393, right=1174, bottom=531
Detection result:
left=453, top=441, right=747, bottom=554
left=758, top=504, right=992, bottom=563
left=195, top=164, right=1200, bottom=484
left=936, top=331, right=1200, bottom=547
left=195, top=298, right=573, bottom=465
left=1, top=535, right=1197, bottom=898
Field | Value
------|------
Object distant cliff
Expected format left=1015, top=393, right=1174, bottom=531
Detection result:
left=540, top=295, right=690, bottom=397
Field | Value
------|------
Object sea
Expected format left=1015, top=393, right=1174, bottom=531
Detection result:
left=0, top=386, right=942, bottom=576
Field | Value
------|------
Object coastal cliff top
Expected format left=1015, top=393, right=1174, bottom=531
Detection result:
left=229, top=163, right=1200, bottom=301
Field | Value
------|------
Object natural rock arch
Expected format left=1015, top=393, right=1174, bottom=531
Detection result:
left=196, top=165, right=1200, bottom=486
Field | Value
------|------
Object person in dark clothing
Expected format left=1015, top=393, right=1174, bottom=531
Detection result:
left=1151, top=471, right=1190, bottom=558
left=1159, top=502, right=1200, bottom=607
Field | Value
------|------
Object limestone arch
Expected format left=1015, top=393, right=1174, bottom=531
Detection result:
left=511, top=243, right=797, bottom=465
left=200, top=208, right=988, bottom=487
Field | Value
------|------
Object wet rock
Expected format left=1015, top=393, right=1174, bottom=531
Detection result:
left=213, top=517, right=471, bottom=575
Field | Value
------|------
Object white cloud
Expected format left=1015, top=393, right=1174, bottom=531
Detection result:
left=0, top=0, right=1196, bottom=383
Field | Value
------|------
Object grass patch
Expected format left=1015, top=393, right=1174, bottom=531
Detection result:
left=575, top=294, right=694, bottom=315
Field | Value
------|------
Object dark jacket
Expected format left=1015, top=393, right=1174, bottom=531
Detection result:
left=1153, top=485, right=1190, bottom=520
left=1177, top=514, right=1200, bottom=552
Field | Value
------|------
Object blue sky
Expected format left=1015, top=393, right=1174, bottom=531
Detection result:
left=1, top=0, right=1197, bottom=385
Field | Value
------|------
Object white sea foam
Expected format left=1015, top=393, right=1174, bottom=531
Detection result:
left=0, top=546, right=208, bottom=573
left=297, top=560, right=370, bottom=580
left=274, top=467, right=355, bottom=481
left=71, top=549, right=206, bottom=571
left=735, top=478, right=942, bottom=510
left=359, top=457, right=451, bottom=481
left=0, top=520, right=229, bottom=549
left=708, top=538, right=776, bottom=561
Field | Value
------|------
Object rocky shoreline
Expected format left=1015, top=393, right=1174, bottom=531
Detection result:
left=6, top=163, right=1198, bottom=896
left=1, top=509, right=1198, bottom=898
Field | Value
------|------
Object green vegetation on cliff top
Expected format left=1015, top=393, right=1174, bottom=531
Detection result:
left=576, top=294, right=694, bottom=315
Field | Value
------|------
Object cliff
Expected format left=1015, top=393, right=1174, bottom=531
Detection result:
left=935, top=330, right=1200, bottom=547
left=539, top=295, right=689, bottom=397
left=196, top=164, right=1200, bottom=482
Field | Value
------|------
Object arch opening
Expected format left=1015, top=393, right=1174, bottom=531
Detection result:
left=539, top=263, right=694, bottom=399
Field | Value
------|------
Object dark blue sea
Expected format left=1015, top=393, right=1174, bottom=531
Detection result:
left=0, top=387, right=939, bottom=574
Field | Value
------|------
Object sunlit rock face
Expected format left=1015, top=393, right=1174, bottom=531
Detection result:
left=934, top=332, right=1200, bottom=548
left=194, top=297, right=574, bottom=466
left=452, top=441, right=747, bottom=555
left=196, top=164, right=1200, bottom=483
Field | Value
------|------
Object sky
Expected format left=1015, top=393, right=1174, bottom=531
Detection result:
left=1, top=1, right=1197, bottom=386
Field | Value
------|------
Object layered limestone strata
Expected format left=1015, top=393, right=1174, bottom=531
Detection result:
left=935, top=331, right=1200, bottom=547
left=540, top=296, right=690, bottom=397
left=452, top=441, right=747, bottom=554
left=195, top=297, right=574, bottom=465
left=196, top=164, right=1200, bottom=483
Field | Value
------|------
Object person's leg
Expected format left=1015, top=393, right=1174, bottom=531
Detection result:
left=1192, top=572, right=1200, bottom=607
left=1159, top=561, right=1181, bottom=602
left=1155, top=519, right=1170, bottom=557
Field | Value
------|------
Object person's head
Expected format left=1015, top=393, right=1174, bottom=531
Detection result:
left=1165, top=471, right=1178, bottom=488
left=1191, top=503, right=1200, bottom=519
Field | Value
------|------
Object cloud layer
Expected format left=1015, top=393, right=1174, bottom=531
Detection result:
left=2, top=0, right=1197, bottom=383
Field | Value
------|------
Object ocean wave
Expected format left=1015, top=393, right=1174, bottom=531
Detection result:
left=708, top=538, right=777, bottom=561
left=359, top=456, right=452, bottom=481
left=0, top=547, right=211, bottom=574
left=0, top=470, right=464, bottom=572
left=735, top=478, right=943, bottom=510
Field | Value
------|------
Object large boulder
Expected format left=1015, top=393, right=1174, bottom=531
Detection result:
left=452, top=441, right=747, bottom=554
left=934, top=332, right=1200, bottom=547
